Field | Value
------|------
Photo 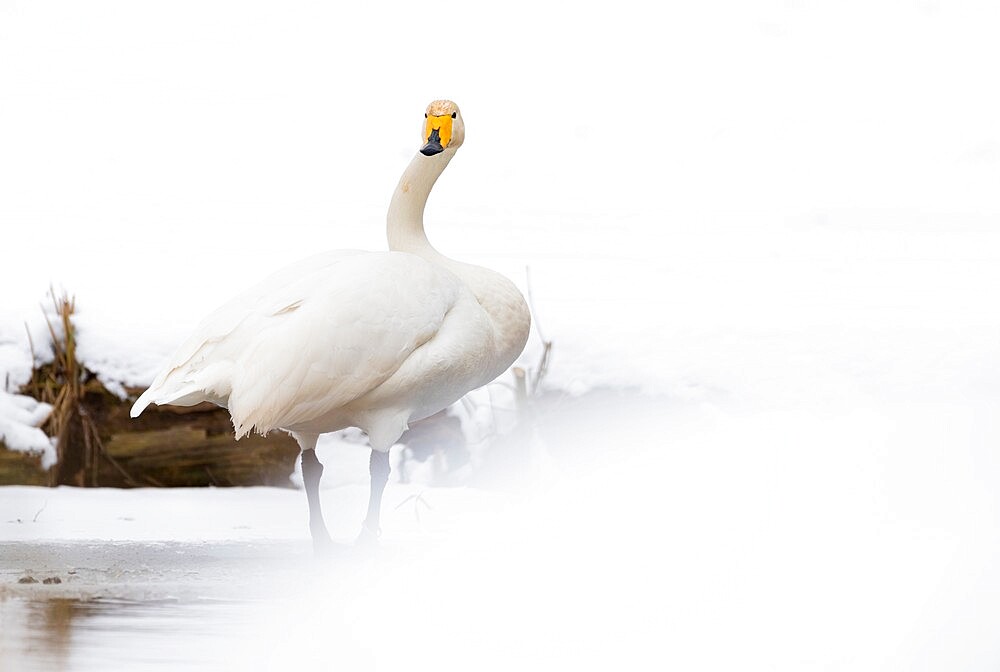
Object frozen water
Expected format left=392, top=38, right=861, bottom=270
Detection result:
left=4, top=393, right=1000, bottom=671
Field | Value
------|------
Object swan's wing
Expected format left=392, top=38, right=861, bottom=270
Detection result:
left=227, top=252, right=464, bottom=437
left=131, top=251, right=463, bottom=438
left=131, top=250, right=365, bottom=413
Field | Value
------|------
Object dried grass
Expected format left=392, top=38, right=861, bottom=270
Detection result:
left=25, top=289, right=139, bottom=486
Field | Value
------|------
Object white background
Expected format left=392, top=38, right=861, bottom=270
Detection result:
left=2, top=1, right=1000, bottom=670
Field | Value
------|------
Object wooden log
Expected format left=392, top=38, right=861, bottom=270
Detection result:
left=94, top=388, right=300, bottom=488
left=0, top=446, right=49, bottom=486
left=103, top=421, right=299, bottom=487
left=0, top=383, right=300, bottom=488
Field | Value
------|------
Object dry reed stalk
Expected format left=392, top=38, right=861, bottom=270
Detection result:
left=523, top=266, right=553, bottom=395
left=29, top=289, right=140, bottom=486
left=9, top=291, right=297, bottom=487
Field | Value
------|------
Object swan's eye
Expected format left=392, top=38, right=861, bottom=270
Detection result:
left=451, top=112, right=456, bottom=119
left=424, top=113, right=428, bottom=118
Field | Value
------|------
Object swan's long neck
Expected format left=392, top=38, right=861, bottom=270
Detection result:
left=384, top=145, right=531, bottom=374
left=386, top=148, right=456, bottom=258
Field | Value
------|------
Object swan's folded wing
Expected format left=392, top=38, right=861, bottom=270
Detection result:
left=131, top=250, right=365, bottom=415
left=131, top=250, right=463, bottom=438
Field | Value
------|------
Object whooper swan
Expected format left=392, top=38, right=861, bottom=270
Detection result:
left=131, top=100, right=531, bottom=548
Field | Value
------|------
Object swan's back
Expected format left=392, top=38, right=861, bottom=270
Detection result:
left=131, top=250, right=472, bottom=439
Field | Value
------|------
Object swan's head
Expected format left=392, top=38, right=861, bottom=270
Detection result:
left=420, top=100, right=465, bottom=156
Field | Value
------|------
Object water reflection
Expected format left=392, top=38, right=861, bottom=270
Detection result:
left=0, top=596, right=253, bottom=672
left=1, top=597, right=79, bottom=671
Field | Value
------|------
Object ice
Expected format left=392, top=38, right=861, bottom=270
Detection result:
left=5, top=395, right=999, bottom=670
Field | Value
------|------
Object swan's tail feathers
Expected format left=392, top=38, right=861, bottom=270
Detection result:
left=129, top=383, right=221, bottom=418
left=129, top=365, right=232, bottom=418
left=128, top=387, right=183, bottom=418
left=129, top=392, right=154, bottom=418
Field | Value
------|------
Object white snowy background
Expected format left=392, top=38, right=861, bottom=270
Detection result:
left=2, top=0, right=1000, bottom=670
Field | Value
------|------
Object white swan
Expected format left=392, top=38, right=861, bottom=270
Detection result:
left=131, top=100, right=531, bottom=546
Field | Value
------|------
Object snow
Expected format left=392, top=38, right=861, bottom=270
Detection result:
left=0, top=392, right=54, bottom=467
left=4, top=395, right=1000, bottom=670
left=0, top=482, right=512, bottom=545
left=1, top=0, right=1000, bottom=669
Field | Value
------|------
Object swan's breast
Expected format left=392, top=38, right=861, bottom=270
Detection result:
left=345, top=283, right=497, bottom=420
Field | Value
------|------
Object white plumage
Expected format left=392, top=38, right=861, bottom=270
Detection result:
left=131, top=100, right=529, bottom=543
left=132, top=249, right=503, bottom=449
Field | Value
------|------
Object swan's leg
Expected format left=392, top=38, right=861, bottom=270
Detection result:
left=294, top=433, right=333, bottom=551
left=359, top=448, right=391, bottom=542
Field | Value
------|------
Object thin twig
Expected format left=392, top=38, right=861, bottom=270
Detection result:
left=524, top=266, right=547, bottom=344
left=523, top=266, right=553, bottom=395
left=24, top=322, right=37, bottom=380
left=32, top=501, right=48, bottom=523
left=531, top=341, right=552, bottom=396
left=394, top=492, right=432, bottom=523
left=91, top=428, right=140, bottom=486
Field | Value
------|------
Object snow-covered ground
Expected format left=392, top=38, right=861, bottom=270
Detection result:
left=2, top=0, right=1000, bottom=670
left=3, top=395, right=1000, bottom=671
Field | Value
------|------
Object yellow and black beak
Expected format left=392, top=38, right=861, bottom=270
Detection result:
left=421, top=114, right=454, bottom=156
